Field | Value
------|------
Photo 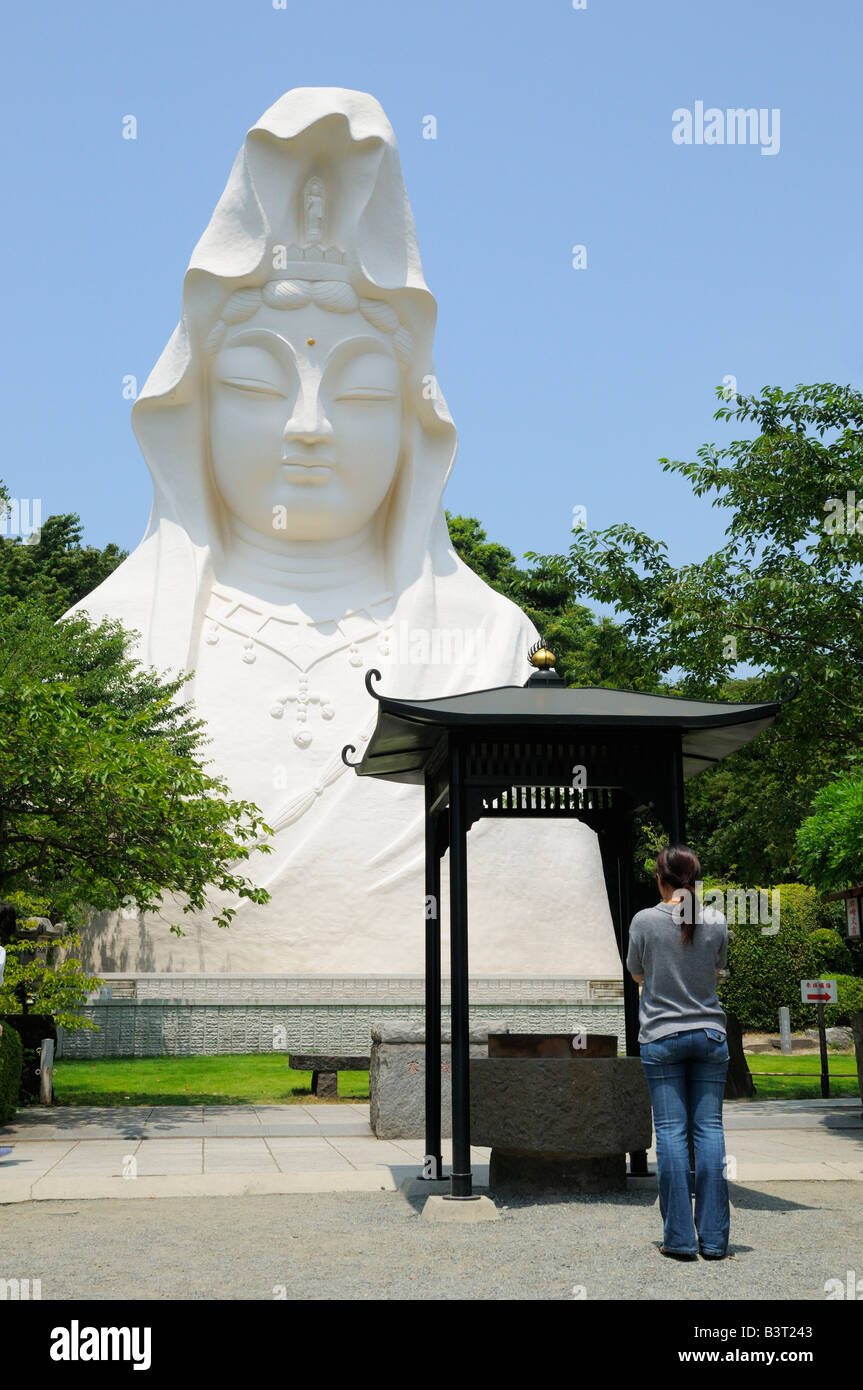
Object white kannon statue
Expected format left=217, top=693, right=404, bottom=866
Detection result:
left=72, top=88, right=622, bottom=980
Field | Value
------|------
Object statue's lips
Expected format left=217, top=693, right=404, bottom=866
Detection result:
left=280, top=458, right=334, bottom=485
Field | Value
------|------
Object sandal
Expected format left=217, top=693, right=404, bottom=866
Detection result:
left=659, top=1244, right=698, bottom=1261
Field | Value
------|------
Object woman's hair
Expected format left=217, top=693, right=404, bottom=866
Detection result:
left=656, top=844, right=702, bottom=945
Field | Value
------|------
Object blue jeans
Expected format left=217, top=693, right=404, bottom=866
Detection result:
left=639, top=1027, right=730, bottom=1256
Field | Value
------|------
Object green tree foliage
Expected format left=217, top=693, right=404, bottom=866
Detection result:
left=0, top=897, right=102, bottom=1032
left=2, top=601, right=205, bottom=758
left=526, top=384, right=863, bottom=881
left=683, top=680, right=840, bottom=883
left=797, top=773, right=863, bottom=893
left=0, top=602, right=272, bottom=938
left=0, top=1021, right=23, bottom=1123
left=0, top=512, right=125, bottom=619
left=446, top=512, right=656, bottom=689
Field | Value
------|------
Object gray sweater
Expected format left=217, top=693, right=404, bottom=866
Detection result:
left=625, top=901, right=728, bottom=1044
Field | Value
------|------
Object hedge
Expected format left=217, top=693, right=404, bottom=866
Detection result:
left=0, top=1022, right=23, bottom=1123
left=806, top=929, right=854, bottom=977
left=717, top=883, right=852, bottom=1031
left=822, top=974, right=863, bottom=1027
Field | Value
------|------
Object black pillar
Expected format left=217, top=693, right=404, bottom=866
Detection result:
left=620, top=815, right=648, bottom=1177
left=422, top=773, right=443, bottom=1180
left=447, top=736, right=474, bottom=1199
left=669, top=733, right=686, bottom=842
left=599, top=814, right=649, bottom=1178
left=598, top=819, right=640, bottom=1053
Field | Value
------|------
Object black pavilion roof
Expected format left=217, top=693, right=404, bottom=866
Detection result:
left=344, top=677, right=782, bottom=785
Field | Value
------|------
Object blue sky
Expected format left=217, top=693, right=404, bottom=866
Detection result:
left=3, top=0, right=860, bottom=575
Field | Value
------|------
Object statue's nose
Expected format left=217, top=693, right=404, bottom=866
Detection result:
left=282, top=385, right=333, bottom=446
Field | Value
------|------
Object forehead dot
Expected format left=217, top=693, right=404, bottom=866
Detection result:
left=307, top=338, right=316, bottom=346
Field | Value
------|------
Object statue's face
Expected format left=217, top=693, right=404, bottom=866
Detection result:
left=208, top=300, right=403, bottom=542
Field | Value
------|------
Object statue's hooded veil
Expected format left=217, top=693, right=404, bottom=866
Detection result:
left=81, top=88, right=537, bottom=693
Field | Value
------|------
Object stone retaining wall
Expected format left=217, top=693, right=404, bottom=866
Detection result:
left=55, top=975, right=625, bottom=1059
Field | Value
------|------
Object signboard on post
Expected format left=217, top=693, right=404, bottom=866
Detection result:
left=800, top=980, right=837, bottom=1099
left=800, top=980, right=838, bottom=1004
left=846, top=897, right=861, bottom=939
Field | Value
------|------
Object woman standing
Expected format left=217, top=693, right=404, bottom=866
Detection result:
left=626, top=845, right=730, bottom=1260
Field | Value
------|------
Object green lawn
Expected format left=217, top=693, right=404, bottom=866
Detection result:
left=48, top=1051, right=861, bottom=1107
left=52, top=1055, right=369, bottom=1107
left=743, top=1053, right=860, bottom=1101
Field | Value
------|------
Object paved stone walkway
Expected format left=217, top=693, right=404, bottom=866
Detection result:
left=0, top=1097, right=860, bottom=1203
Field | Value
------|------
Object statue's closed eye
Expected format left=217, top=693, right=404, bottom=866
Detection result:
left=220, top=377, right=285, bottom=397
left=335, top=387, right=396, bottom=402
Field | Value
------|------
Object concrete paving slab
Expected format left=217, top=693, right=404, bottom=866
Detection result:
left=1, top=1096, right=859, bottom=1203
left=823, top=1159, right=863, bottom=1178
left=204, top=1123, right=275, bottom=1137
left=252, top=1106, right=314, bottom=1120
left=3, top=1123, right=148, bottom=1141
left=3, top=1106, right=154, bottom=1128
left=0, top=1141, right=77, bottom=1172
left=129, top=1141, right=204, bottom=1177
left=251, top=1123, right=326, bottom=1138
left=15, top=1170, right=403, bottom=1202
left=388, top=1140, right=429, bottom=1159
left=265, top=1145, right=354, bottom=1174
left=735, top=1161, right=852, bottom=1181
left=202, top=1107, right=260, bottom=1118
left=13, top=1172, right=383, bottom=1202
left=203, top=1139, right=278, bottom=1173
left=50, top=1142, right=141, bottom=1177
left=326, top=1138, right=422, bottom=1167
left=307, top=1122, right=381, bottom=1137
left=140, top=1107, right=203, bottom=1121
left=264, top=1137, right=348, bottom=1154
left=142, top=1124, right=210, bottom=1140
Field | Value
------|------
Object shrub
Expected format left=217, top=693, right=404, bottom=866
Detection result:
left=716, top=883, right=827, bottom=1030
left=806, top=928, right=854, bottom=977
left=709, top=882, right=855, bottom=1031
left=846, top=936, right=863, bottom=979
left=720, top=913, right=812, bottom=1030
left=822, top=974, right=863, bottom=1028
left=770, top=882, right=836, bottom=934
left=0, top=1022, right=23, bottom=1123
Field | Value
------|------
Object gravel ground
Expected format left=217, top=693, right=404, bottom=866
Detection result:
left=2, top=1183, right=862, bottom=1300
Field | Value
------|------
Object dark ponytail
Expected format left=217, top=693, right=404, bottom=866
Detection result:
left=656, top=844, right=702, bottom=945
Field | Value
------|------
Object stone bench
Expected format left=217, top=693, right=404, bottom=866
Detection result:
left=369, top=1024, right=498, bottom=1139
left=289, top=1053, right=369, bottom=1099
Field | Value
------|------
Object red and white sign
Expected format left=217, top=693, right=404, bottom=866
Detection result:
left=846, top=897, right=861, bottom=939
left=800, top=979, right=838, bottom=1004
